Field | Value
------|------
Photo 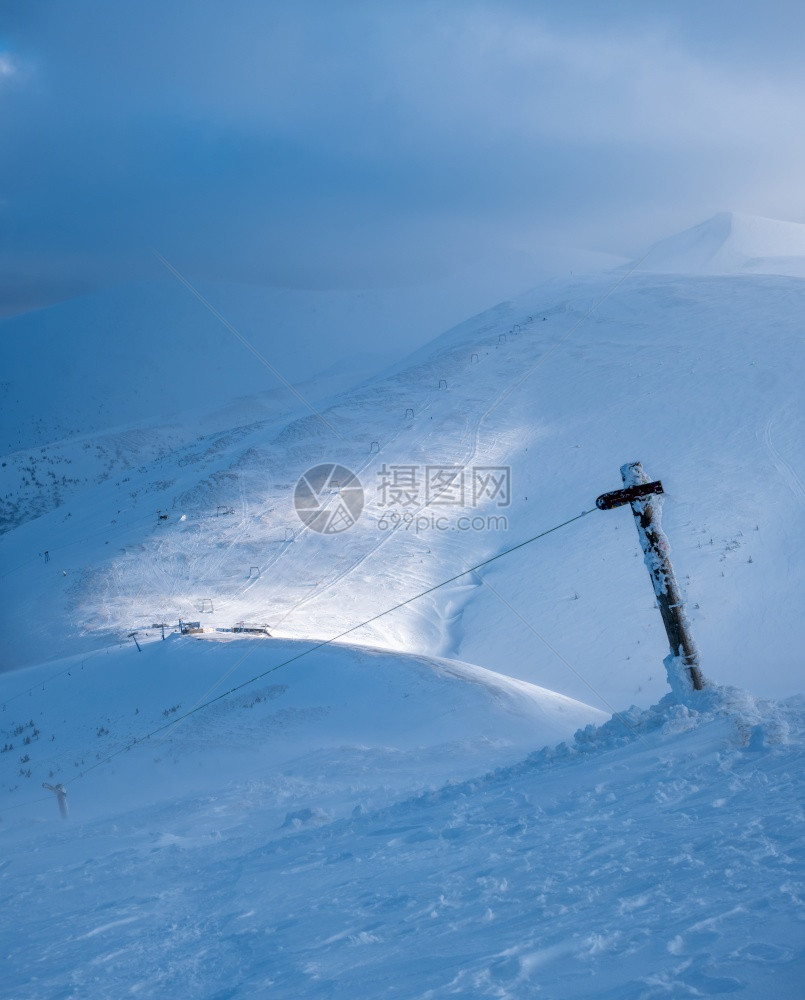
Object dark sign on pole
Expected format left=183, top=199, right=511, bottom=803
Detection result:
left=595, top=480, right=664, bottom=510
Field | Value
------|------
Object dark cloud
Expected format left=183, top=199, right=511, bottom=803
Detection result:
left=1, top=1, right=804, bottom=308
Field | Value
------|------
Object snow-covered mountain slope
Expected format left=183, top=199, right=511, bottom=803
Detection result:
left=1, top=247, right=623, bottom=456
left=0, top=376, right=361, bottom=537
left=642, top=211, right=805, bottom=276
left=0, top=286, right=358, bottom=535
left=0, top=279, right=409, bottom=534
left=0, top=248, right=623, bottom=534
left=0, top=635, right=606, bottom=826
left=2, top=669, right=802, bottom=998
left=2, top=216, right=805, bottom=998
left=2, top=258, right=804, bottom=710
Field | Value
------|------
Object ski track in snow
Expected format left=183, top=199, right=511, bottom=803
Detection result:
left=761, top=414, right=805, bottom=505
left=86, top=317, right=536, bottom=656
left=254, top=332, right=533, bottom=625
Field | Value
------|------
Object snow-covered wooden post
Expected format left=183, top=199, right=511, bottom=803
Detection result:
left=620, top=462, right=704, bottom=694
left=42, top=782, right=69, bottom=819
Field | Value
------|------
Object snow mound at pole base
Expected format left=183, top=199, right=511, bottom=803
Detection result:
left=557, top=680, right=796, bottom=764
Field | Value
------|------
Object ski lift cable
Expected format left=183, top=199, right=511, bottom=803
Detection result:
left=72, top=507, right=599, bottom=779
left=2, top=506, right=598, bottom=811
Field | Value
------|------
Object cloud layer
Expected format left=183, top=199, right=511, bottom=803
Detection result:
left=2, top=1, right=804, bottom=304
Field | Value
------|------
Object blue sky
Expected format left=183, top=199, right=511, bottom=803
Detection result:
left=1, top=1, right=804, bottom=310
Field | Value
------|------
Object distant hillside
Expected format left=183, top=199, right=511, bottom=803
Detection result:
left=0, top=250, right=622, bottom=533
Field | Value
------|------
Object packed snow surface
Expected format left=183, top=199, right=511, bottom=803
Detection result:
left=2, top=647, right=803, bottom=997
left=0, top=636, right=605, bottom=825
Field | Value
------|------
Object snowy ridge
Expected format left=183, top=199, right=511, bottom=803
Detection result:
left=0, top=636, right=607, bottom=825
left=641, top=211, right=805, bottom=276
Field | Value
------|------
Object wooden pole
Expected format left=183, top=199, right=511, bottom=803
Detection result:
left=42, top=782, right=69, bottom=819
left=621, top=462, right=705, bottom=693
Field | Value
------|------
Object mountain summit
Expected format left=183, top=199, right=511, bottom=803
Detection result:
left=640, top=211, right=805, bottom=276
